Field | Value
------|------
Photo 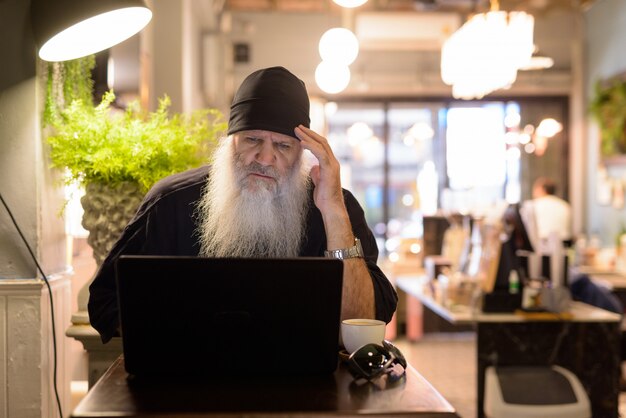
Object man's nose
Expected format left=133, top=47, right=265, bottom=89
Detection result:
left=255, top=141, right=276, bottom=165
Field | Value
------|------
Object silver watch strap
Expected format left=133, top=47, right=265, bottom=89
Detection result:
left=324, top=238, right=364, bottom=260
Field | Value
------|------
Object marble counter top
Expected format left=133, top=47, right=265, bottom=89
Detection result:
left=395, top=275, right=622, bottom=324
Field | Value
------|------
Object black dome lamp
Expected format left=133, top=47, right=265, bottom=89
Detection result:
left=31, top=0, right=152, bottom=62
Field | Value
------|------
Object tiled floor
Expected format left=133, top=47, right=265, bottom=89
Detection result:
left=395, top=332, right=626, bottom=418
left=395, top=333, right=477, bottom=418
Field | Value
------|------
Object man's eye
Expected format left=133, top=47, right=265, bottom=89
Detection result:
left=246, top=137, right=261, bottom=143
left=277, top=142, right=291, bottom=150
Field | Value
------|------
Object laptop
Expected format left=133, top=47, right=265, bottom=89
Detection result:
left=115, top=255, right=344, bottom=377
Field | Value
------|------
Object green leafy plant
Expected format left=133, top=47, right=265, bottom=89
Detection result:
left=46, top=90, right=226, bottom=192
left=589, top=79, right=626, bottom=157
left=43, top=56, right=96, bottom=126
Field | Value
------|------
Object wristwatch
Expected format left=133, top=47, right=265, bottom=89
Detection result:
left=324, top=237, right=364, bottom=260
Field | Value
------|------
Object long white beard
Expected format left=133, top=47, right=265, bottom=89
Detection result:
left=196, top=138, right=310, bottom=258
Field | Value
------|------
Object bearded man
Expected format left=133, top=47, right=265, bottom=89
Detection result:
left=88, top=66, right=397, bottom=344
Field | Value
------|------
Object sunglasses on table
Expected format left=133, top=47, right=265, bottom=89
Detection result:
left=346, top=340, right=407, bottom=382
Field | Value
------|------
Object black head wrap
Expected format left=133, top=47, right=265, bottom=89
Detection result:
left=227, top=66, right=310, bottom=140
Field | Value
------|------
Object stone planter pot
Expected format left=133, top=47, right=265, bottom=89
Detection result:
left=71, top=182, right=144, bottom=325
left=80, top=182, right=144, bottom=266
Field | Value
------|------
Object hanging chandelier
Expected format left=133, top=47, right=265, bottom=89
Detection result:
left=440, top=0, right=534, bottom=99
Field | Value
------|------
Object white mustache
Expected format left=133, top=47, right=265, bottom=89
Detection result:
left=244, top=162, right=278, bottom=178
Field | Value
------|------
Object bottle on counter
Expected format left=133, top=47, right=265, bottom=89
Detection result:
left=508, top=269, right=520, bottom=294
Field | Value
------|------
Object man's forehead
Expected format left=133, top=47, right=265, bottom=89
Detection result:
left=236, top=130, right=300, bottom=143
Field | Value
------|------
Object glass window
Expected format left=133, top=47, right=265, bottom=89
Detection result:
left=443, top=104, right=508, bottom=214
left=326, top=103, right=386, bottom=250
left=327, top=102, right=440, bottom=255
left=387, top=104, right=438, bottom=241
left=324, top=98, right=568, bottom=257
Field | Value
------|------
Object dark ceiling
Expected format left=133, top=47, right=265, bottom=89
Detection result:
left=224, top=0, right=596, bottom=14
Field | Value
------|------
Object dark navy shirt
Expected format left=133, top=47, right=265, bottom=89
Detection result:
left=88, top=166, right=398, bottom=343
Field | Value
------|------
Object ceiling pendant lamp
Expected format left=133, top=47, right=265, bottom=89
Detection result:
left=440, top=0, right=534, bottom=99
left=31, top=0, right=152, bottom=62
left=318, top=28, right=359, bottom=66
left=332, top=0, right=368, bottom=8
left=315, top=62, right=351, bottom=94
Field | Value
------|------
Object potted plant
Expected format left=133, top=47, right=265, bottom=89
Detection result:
left=45, top=90, right=226, bottom=265
left=589, top=79, right=626, bottom=158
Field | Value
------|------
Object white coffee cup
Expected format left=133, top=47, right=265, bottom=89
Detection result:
left=341, top=318, right=386, bottom=354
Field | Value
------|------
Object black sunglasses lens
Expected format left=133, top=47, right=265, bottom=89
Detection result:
left=383, top=340, right=407, bottom=368
left=347, top=358, right=368, bottom=379
left=348, top=343, right=391, bottom=379
left=347, top=341, right=409, bottom=381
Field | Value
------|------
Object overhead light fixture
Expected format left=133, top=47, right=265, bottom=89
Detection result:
left=347, top=122, right=374, bottom=145
left=512, top=118, right=563, bottom=156
left=315, top=27, right=359, bottom=94
left=319, top=28, right=359, bottom=66
left=315, top=62, right=351, bottom=94
left=440, top=0, right=534, bottom=99
left=405, top=122, right=434, bottom=144
left=332, top=0, right=368, bottom=8
left=535, top=118, right=563, bottom=138
left=519, top=55, right=554, bottom=71
left=31, top=0, right=152, bottom=62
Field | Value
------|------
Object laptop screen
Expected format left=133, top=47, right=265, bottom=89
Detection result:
left=115, top=255, right=344, bottom=377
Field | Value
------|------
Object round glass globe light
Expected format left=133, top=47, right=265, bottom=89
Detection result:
left=332, top=0, right=368, bottom=8
left=315, top=62, right=350, bottom=94
left=318, top=28, right=359, bottom=65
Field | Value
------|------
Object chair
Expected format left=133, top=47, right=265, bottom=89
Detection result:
left=484, top=365, right=590, bottom=418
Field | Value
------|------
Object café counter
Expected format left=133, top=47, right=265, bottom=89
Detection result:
left=396, top=275, right=622, bottom=418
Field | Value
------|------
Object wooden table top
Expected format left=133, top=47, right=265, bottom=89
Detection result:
left=71, top=356, right=458, bottom=418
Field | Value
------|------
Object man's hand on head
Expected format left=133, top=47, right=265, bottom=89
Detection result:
left=294, top=125, right=345, bottom=215
left=295, top=125, right=374, bottom=319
